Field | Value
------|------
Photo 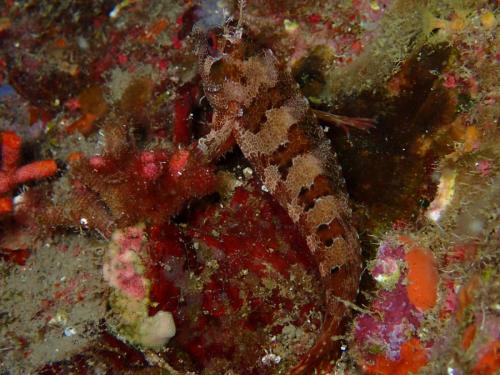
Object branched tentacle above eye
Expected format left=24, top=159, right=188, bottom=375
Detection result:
left=198, top=30, right=362, bottom=374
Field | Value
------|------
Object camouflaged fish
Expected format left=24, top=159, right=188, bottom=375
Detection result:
left=196, top=24, right=362, bottom=374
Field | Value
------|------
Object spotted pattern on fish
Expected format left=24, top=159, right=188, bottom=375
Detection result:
left=197, top=28, right=362, bottom=374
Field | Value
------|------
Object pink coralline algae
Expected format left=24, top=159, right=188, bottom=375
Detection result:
left=103, top=223, right=176, bottom=349
left=355, top=283, right=424, bottom=358
left=354, top=240, right=427, bottom=365
left=103, top=225, right=147, bottom=300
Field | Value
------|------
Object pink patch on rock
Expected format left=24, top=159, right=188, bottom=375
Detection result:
left=103, top=225, right=149, bottom=300
left=476, top=159, right=491, bottom=176
left=443, top=73, right=457, bottom=89
left=354, top=240, right=424, bottom=361
left=441, top=279, right=458, bottom=317
left=115, top=260, right=146, bottom=300
left=142, top=162, right=160, bottom=180
left=138, top=151, right=163, bottom=180
left=65, top=98, right=81, bottom=111
left=89, top=156, right=107, bottom=170
left=117, top=226, right=144, bottom=252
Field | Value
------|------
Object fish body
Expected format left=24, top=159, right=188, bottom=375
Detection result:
left=198, top=27, right=362, bottom=374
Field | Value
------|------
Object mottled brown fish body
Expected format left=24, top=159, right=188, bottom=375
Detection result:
left=200, top=35, right=362, bottom=374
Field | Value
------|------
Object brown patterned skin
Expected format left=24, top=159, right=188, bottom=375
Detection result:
left=197, top=27, right=362, bottom=374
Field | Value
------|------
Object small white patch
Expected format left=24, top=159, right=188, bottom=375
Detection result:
left=64, top=327, right=77, bottom=337
left=109, top=7, right=119, bottom=18
left=242, top=167, right=253, bottom=179
left=13, top=192, right=25, bottom=206
left=426, top=168, right=456, bottom=223
left=427, top=209, right=441, bottom=222
left=80, top=217, right=89, bottom=229
left=261, top=352, right=281, bottom=366
left=77, top=36, right=89, bottom=50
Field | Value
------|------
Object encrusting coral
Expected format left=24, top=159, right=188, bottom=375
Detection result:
left=103, top=224, right=177, bottom=349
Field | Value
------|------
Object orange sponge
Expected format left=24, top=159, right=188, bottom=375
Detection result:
left=405, top=246, right=439, bottom=311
